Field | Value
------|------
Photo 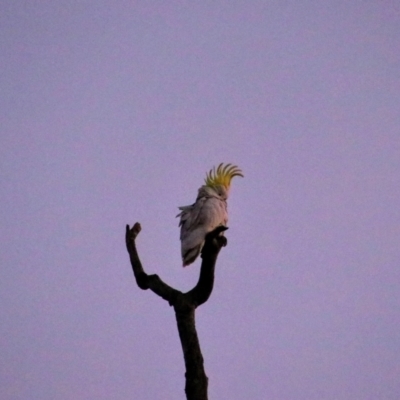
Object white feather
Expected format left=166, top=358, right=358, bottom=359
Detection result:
left=177, top=185, right=228, bottom=266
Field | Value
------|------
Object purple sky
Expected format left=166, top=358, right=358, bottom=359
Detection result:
left=1, top=2, right=400, bottom=399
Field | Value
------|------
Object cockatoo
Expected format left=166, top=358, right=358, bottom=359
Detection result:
left=177, top=163, right=243, bottom=266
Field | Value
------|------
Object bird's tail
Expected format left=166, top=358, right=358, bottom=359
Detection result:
left=182, top=243, right=204, bottom=267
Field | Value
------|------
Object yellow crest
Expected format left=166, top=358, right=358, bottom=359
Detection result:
left=204, top=163, right=243, bottom=188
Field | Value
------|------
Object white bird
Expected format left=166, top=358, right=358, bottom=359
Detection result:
left=177, top=163, right=243, bottom=266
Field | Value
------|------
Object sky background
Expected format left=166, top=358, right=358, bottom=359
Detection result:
left=1, top=1, right=400, bottom=399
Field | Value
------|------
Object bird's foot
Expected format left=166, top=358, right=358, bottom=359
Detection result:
left=217, top=236, right=227, bottom=247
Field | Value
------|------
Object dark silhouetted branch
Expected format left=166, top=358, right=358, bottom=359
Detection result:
left=125, top=222, right=227, bottom=400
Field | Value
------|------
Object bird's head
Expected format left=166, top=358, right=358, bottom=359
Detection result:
left=204, top=163, right=243, bottom=198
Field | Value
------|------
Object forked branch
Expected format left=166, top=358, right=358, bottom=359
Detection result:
left=125, top=223, right=227, bottom=400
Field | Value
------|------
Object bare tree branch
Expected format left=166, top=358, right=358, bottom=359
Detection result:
left=125, top=222, right=227, bottom=399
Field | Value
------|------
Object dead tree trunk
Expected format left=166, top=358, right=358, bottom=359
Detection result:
left=125, top=223, right=227, bottom=400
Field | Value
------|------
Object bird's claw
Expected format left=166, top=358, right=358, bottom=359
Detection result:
left=217, top=236, right=228, bottom=247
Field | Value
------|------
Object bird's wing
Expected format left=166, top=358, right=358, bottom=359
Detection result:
left=177, top=196, right=208, bottom=236
left=176, top=204, right=195, bottom=226
left=179, top=197, right=228, bottom=244
left=196, top=195, right=227, bottom=229
left=177, top=195, right=227, bottom=266
left=178, top=195, right=227, bottom=239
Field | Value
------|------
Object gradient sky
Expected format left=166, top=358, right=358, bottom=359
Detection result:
left=1, top=1, right=400, bottom=399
